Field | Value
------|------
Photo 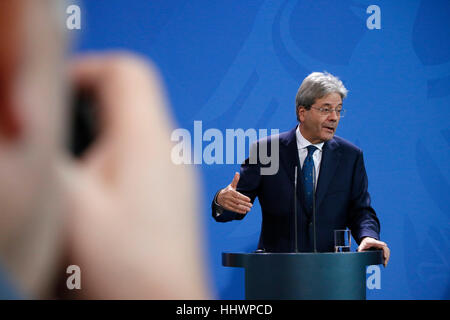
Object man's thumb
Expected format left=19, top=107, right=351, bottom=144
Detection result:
left=230, top=172, right=240, bottom=189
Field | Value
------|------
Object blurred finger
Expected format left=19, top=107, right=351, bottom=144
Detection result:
left=69, top=54, right=175, bottom=193
left=69, top=54, right=169, bottom=152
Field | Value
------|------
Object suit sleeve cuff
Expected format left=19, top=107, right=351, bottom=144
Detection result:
left=213, top=191, right=224, bottom=217
left=357, top=231, right=379, bottom=244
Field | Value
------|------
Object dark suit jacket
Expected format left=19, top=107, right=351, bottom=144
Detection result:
left=212, top=126, right=380, bottom=252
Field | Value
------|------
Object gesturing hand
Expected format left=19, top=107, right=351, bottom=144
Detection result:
left=217, top=173, right=252, bottom=215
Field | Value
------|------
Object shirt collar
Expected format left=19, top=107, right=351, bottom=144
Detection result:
left=296, top=125, right=324, bottom=151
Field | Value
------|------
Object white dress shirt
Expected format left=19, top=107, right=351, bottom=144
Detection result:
left=296, top=125, right=324, bottom=189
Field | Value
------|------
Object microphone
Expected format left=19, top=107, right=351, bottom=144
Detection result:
left=312, top=162, right=317, bottom=253
left=294, top=166, right=298, bottom=253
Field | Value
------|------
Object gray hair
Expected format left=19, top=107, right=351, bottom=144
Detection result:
left=295, top=72, right=348, bottom=121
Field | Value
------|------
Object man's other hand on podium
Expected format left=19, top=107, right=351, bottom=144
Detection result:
left=357, top=237, right=390, bottom=267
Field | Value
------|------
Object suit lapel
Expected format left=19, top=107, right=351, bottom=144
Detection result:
left=315, top=138, right=341, bottom=208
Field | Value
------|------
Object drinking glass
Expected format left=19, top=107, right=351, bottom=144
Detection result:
left=334, top=229, right=351, bottom=252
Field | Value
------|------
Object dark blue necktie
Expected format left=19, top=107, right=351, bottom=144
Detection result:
left=302, top=145, right=317, bottom=214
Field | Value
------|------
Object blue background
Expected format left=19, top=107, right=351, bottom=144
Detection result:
left=74, top=0, right=450, bottom=299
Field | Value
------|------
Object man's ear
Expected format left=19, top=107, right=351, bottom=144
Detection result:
left=297, top=106, right=307, bottom=123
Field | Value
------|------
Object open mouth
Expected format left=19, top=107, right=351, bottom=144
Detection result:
left=323, top=125, right=335, bottom=133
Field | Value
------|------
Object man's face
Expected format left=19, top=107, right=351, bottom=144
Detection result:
left=298, top=92, right=342, bottom=144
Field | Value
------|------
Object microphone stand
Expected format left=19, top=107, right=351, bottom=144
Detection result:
left=312, top=163, right=317, bottom=253
left=294, top=166, right=298, bottom=253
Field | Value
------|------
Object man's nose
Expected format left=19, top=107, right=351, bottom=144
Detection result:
left=328, top=110, right=338, bottom=121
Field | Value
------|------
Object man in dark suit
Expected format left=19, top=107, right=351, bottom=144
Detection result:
left=212, top=72, right=390, bottom=266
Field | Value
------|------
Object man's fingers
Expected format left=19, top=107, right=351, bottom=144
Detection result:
left=234, top=198, right=252, bottom=210
left=230, top=172, right=240, bottom=189
left=228, top=191, right=252, bottom=209
left=231, top=190, right=251, bottom=203
left=376, top=240, right=387, bottom=247
left=224, top=199, right=251, bottom=214
left=357, top=238, right=390, bottom=267
left=357, top=243, right=371, bottom=252
left=229, top=199, right=252, bottom=212
left=382, top=246, right=390, bottom=267
left=358, top=240, right=376, bottom=251
left=225, top=201, right=248, bottom=214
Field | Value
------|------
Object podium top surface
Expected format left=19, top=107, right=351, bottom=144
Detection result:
left=222, top=251, right=384, bottom=268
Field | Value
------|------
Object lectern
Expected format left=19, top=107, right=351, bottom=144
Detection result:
left=222, top=251, right=383, bottom=300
